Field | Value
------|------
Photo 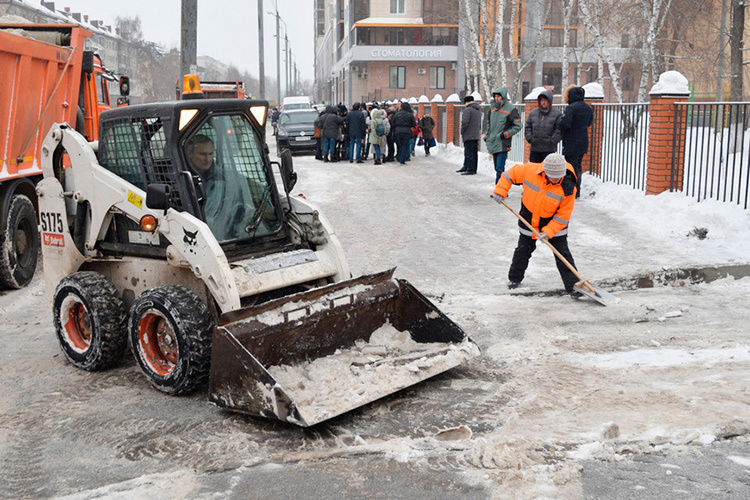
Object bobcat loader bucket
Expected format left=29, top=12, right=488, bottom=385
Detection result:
left=208, top=269, right=480, bottom=427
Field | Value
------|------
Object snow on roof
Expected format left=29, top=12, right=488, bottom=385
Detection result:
left=650, top=71, right=689, bottom=95
left=446, top=93, right=461, bottom=103
left=470, top=91, right=482, bottom=102
left=418, top=95, right=430, bottom=103
left=355, top=17, right=425, bottom=25
left=431, top=94, right=444, bottom=103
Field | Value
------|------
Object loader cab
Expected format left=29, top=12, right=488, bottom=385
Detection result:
left=96, top=99, right=290, bottom=259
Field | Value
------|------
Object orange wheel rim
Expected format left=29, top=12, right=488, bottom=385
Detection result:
left=138, top=312, right=178, bottom=376
left=63, top=299, right=92, bottom=351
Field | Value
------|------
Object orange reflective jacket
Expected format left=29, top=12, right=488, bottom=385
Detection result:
left=493, top=161, right=577, bottom=239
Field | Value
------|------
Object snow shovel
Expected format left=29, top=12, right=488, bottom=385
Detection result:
left=499, top=199, right=618, bottom=306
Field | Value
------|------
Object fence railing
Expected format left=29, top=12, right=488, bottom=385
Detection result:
left=673, top=102, right=750, bottom=209
left=588, top=103, right=650, bottom=191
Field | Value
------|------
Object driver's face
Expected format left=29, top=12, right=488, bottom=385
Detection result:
left=189, top=142, right=214, bottom=172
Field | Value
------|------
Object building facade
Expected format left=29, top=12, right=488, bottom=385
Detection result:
left=314, top=0, right=461, bottom=105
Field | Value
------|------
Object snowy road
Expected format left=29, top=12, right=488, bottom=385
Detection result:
left=1, top=137, right=749, bottom=499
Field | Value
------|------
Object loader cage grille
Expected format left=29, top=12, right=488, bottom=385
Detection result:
left=98, top=117, right=184, bottom=209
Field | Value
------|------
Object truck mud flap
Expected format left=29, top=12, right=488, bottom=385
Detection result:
left=208, top=269, right=480, bottom=427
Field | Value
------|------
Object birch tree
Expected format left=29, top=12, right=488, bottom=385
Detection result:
left=460, top=0, right=547, bottom=101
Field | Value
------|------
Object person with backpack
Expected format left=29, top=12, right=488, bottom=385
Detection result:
left=368, top=107, right=390, bottom=165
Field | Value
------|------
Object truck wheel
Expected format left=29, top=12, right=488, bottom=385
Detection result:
left=53, top=272, right=128, bottom=370
left=129, top=286, right=213, bottom=395
left=0, top=194, right=40, bottom=289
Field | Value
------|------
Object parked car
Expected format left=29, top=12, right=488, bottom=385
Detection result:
left=276, top=109, right=319, bottom=155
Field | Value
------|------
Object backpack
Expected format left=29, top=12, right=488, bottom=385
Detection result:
left=375, top=121, right=386, bottom=136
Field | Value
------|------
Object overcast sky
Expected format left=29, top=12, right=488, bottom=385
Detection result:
left=62, top=0, right=315, bottom=80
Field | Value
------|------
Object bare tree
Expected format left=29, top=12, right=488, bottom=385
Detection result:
left=729, top=0, right=744, bottom=102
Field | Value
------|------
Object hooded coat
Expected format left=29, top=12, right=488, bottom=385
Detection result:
left=524, top=89, right=563, bottom=154
left=484, top=87, right=522, bottom=154
left=559, top=86, right=593, bottom=156
left=368, top=108, right=390, bottom=145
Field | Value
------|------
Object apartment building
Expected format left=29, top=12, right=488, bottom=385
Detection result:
left=314, top=0, right=461, bottom=105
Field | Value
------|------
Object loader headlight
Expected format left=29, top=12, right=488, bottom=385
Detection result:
left=140, top=215, right=158, bottom=232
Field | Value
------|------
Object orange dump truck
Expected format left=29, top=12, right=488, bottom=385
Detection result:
left=0, top=23, right=129, bottom=289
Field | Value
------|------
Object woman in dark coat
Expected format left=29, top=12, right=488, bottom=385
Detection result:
left=314, top=105, right=345, bottom=162
left=392, top=102, right=417, bottom=165
left=559, top=86, right=593, bottom=198
left=419, top=112, right=436, bottom=156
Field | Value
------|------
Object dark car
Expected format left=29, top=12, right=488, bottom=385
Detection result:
left=276, top=109, right=319, bottom=155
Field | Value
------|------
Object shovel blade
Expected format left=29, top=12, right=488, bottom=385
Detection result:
left=575, top=282, right=619, bottom=306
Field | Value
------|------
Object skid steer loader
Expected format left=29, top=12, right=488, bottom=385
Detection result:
left=37, top=81, right=479, bottom=426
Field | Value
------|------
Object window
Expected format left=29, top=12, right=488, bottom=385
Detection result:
left=390, top=0, right=405, bottom=14
left=621, top=33, right=630, bottom=48
left=95, top=73, right=110, bottom=105
left=585, top=66, right=598, bottom=84
left=186, top=114, right=280, bottom=241
left=622, top=72, right=634, bottom=91
left=389, top=30, right=405, bottom=45
left=429, top=66, right=445, bottom=89
left=543, top=67, right=562, bottom=93
left=390, top=66, right=406, bottom=89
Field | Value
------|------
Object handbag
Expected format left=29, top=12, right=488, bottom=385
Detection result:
left=429, top=138, right=436, bottom=147
left=417, top=136, right=424, bottom=146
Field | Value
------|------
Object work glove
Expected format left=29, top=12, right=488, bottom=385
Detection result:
left=536, top=231, right=548, bottom=242
left=491, top=194, right=506, bottom=204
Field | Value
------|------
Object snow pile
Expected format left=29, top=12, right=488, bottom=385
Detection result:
left=267, top=322, right=480, bottom=424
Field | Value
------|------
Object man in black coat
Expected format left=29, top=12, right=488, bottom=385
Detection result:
left=345, top=102, right=367, bottom=163
left=559, top=86, right=593, bottom=198
left=458, top=95, right=482, bottom=174
left=392, top=102, right=417, bottom=165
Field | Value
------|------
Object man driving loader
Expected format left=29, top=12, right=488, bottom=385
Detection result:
left=187, top=131, right=272, bottom=240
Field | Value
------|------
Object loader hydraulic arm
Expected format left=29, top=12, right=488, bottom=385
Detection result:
left=38, top=124, right=242, bottom=312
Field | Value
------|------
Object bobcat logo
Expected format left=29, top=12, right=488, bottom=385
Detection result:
left=183, top=228, right=198, bottom=247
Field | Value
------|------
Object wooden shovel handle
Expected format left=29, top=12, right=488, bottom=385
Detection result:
left=499, top=199, right=595, bottom=293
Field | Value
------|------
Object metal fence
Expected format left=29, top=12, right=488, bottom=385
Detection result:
left=673, top=102, right=750, bottom=209
left=427, top=100, right=748, bottom=208
left=588, top=103, right=650, bottom=191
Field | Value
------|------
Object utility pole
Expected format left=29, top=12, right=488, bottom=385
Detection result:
left=275, top=4, right=281, bottom=102
left=285, top=34, right=290, bottom=97
left=180, top=0, right=197, bottom=78
left=258, top=0, right=265, bottom=99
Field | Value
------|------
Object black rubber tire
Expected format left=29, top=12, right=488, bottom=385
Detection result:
left=129, top=285, right=213, bottom=395
left=0, top=194, right=40, bottom=289
left=52, top=271, right=128, bottom=370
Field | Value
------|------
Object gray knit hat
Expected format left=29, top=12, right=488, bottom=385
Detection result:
left=543, top=153, right=567, bottom=178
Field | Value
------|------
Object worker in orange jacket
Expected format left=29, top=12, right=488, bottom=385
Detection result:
left=491, top=153, right=581, bottom=296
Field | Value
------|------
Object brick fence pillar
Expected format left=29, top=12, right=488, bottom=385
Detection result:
left=445, top=93, right=461, bottom=145
left=418, top=95, right=429, bottom=119
left=582, top=82, right=605, bottom=176
left=523, top=94, right=539, bottom=163
left=646, top=72, right=690, bottom=195
left=430, top=94, right=443, bottom=143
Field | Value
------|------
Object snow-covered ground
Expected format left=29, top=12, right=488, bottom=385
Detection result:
left=1, top=138, right=749, bottom=499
